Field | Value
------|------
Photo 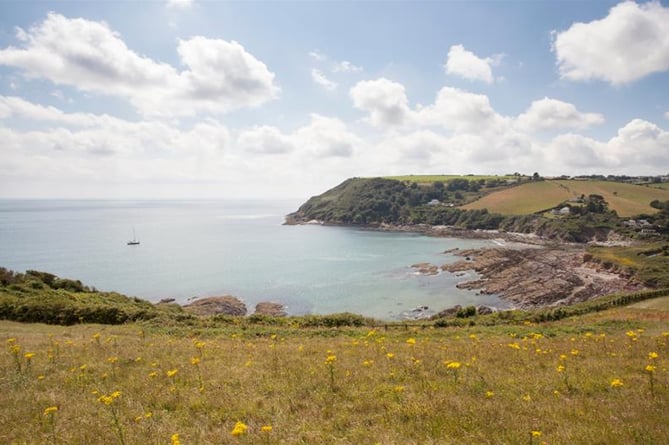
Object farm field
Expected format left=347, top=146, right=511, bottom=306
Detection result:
left=2, top=305, right=669, bottom=445
left=463, top=180, right=669, bottom=217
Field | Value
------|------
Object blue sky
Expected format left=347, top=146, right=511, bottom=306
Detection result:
left=0, top=0, right=668, bottom=199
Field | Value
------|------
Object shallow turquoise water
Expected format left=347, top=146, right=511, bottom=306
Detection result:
left=0, top=199, right=505, bottom=319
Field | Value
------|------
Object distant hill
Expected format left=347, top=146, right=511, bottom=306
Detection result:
left=288, top=176, right=669, bottom=242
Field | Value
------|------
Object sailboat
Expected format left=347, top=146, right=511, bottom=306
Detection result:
left=127, top=227, right=140, bottom=246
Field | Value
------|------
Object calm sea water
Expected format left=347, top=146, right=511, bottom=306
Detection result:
left=0, top=200, right=506, bottom=320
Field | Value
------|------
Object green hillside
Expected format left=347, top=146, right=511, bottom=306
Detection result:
left=463, top=180, right=669, bottom=217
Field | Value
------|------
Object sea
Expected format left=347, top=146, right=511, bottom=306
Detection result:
left=0, top=199, right=508, bottom=320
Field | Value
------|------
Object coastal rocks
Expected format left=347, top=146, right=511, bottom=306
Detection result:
left=400, top=305, right=435, bottom=320
left=254, top=302, right=287, bottom=317
left=411, top=262, right=440, bottom=276
left=442, top=247, right=644, bottom=309
left=183, top=296, right=247, bottom=316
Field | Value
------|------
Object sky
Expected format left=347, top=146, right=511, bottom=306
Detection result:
left=0, top=0, right=668, bottom=200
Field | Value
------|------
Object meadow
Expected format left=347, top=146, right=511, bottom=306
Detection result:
left=2, top=304, right=669, bottom=445
left=463, top=180, right=669, bottom=217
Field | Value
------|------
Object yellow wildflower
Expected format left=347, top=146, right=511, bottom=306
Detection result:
left=44, top=406, right=58, bottom=416
left=531, top=430, right=542, bottom=437
left=190, top=357, right=200, bottom=366
left=507, top=342, right=521, bottom=350
left=261, top=425, right=273, bottom=433
left=231, top=420, right=248, bottom=436
left=171, top=433, right=181, bottom=445
left=485, top=390, right=494, bottom=398
left=556, top=364, right=565, bottom=373
left=166, top=369, right=179, bottom=378
left=610, top=378, right=624, bottom=388
left=325, top=354, right=337, bottom=365
left=24, top=352, right=35, bottom=360
left=648, top=352, right=659, bottom=360
left=446, top=361, right=462, bottom=369
left=645, top=364, right=656, bottom=373
left=386, top=353, right=395, bottom=359
left=98, top=395, right=114, bottom=406
left=406, top=337, right=416, bottom=345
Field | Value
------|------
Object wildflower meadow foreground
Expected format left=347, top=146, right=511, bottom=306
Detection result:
left=1, top=305, right=668, bottom=444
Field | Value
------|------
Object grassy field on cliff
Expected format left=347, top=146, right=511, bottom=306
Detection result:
left=462, top=180, right=669, bottom=217
left=3, top=303, right=669, bottom=445
left=384, top=174, right=527, bottom=185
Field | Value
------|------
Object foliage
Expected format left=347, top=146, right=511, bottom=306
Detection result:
left=0, top=269, right=172, bottom=326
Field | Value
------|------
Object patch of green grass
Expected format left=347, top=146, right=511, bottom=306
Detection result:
left=383, top=174, right=525, bottom=184
left=587, top=243, right=669, bottom=287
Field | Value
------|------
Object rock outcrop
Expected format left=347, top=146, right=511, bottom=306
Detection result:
left=254, top=302, right=287, bottom=317
left=441, top=246, right=644, bottom=309
left=183, top=296, right=247, bottom=316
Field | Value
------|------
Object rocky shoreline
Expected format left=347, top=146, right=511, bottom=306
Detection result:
left=432, top=245, right=644, bottom=310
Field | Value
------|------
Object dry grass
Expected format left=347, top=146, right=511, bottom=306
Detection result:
left=464, top=180, right=669, bottom=217
left=2, top=314, right=669, bottom=444
left=462, top=181, right=570, bottom=215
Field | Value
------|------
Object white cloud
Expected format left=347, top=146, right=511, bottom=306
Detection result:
left=237, top=125, right=294, bottom=154
left=350, top=78, right=413, bottom=127
left=311, top=69, right=337, bottom=91
left=0, top=13, right=279, bottom=116
left=553, top=1, right=669, bottom=85
left=544, top=119, right=669, bottom=173
left=308, top=50, right=326, bottom=61
left=166, top=0, right=193, bottom=8
left=607, top=118, right=669, bottom=166
left=176, top=36, right=279, bottom=111
left=444, top=44, right=501, bottom=84
left=516, top=97, right=604, bottom=132
left=333, top=60, right=362, bottom=73
left=665, top=111, right=669, bottom=120
left=418, top=86, right=507, bottom=134
left=544, top=133, right=608, bottom=169
left=293, top=114, right=360, bottom=158
left=0, top=96, right=229, bottom=178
